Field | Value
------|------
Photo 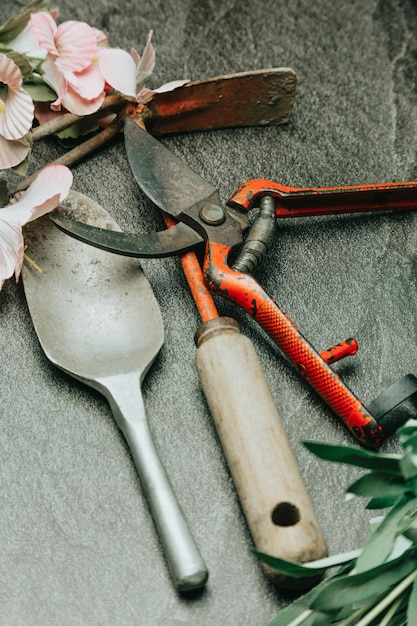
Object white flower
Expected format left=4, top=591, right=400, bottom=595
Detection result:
left=0, top=164, right=73, bottom=290
left=0, top=53, right=34, bottom=169
left=131, top=30, right=156, bottom=94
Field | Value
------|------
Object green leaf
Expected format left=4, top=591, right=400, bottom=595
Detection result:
left=408, top=477, right=417, bottom=497
left=310, top=551, right=417, bottom=612
left=387, top=613, right=408, bottom=626
left=11, top=132, right=32, bottom=176
left=270, top=426, right=417, bottom=625
left=0, top=177, right=10, bottom=207
left=267, top=576, right=341, bottom=626
left=6, top=51, right=34, bottom=79
left=267, top=593, right=313, bottom=626
left=23, top=78, right=56, bottom=102
left=407, top=577, right=417, bottom=624
left=403, top=523, right=417, bottom=544
left=0, top=0, right=50, bottom=44
left=304, top=441, right=402, bottom=474
left=254, top=549, right=359, bottom=579
left=354, top=496, right=417, bottom=573
left=402, top=433, right=417, bottom=454
left=56, top=117, right=99, bottom=143
left=386, top=533, right=414, bottom=562
left=398, top=419, right=417, bottom=441
left=347, top=472, right=407, bottom=499
left=399, top=448, right=417, bottom=480
left=366, top=495, right=403, bottom=509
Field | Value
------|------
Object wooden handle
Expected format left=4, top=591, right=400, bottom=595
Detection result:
left=195, top=317, right=327, bottom=588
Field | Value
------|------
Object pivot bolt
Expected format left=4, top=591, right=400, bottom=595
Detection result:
left=199, top=204, right=226, bottom=225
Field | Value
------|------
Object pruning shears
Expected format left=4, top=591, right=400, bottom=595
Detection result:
left=52, top=117, right=417, bottom=450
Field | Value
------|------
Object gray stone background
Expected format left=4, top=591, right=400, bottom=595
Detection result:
left=2, top=0, right=417, bottom=624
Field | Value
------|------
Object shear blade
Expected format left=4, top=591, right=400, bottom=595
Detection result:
left=50, top=213, right=204, bottom=258
left=124, top=117, right=221, bottom=217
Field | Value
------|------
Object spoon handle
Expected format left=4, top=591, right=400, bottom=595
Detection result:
left=100, top=373, right=208, bottom=592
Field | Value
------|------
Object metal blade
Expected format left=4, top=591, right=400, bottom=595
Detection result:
left=50, top=213, right=204, bottom=258
left=124, top=117, right=221, bottom=218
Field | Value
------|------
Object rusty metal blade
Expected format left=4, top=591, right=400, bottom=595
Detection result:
left=124, top=117, right=221, bottom=218
left=137, top=68, right=296, bottom=135
left=50, top=212, right=204, bottom=258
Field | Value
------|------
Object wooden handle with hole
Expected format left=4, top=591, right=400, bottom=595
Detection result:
left=195, top=317, right=327, bottom=588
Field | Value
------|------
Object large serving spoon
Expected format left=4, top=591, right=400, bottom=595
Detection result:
left=22, top=190, right=208, bottom=592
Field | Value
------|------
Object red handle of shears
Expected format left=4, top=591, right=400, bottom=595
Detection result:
left=204, top=241, right=384, bottom=449
left=213, top=177, right=417, bottom=448
left=229, top=178, right=417, bottom=217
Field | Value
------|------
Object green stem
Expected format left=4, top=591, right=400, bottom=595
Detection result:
left=284, top=609, right=314, bottom=626
left=337, top=591, right=387, bottom=626
left=354, top=569, right=417, bottom=626
left=378, top=596, right=403, bottom=626
left=397, top=509, right=417, bottom=535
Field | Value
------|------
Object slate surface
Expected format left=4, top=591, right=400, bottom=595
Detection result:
left=1, top=0, right=417, bottom=624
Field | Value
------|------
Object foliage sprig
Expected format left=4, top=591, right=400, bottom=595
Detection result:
left=258, top=420, right=417, bottom=625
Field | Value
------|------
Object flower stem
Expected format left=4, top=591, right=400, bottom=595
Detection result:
left=32, top=112, right=81, bottom=141
left=31, top=95, right=127, bottom=141
left=11, top=105, right=128, bottom=194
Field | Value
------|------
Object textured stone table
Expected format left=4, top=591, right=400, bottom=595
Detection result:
left=1, top=1, right=417, bottom=624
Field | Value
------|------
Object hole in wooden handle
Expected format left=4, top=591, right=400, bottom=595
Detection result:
left=271, top=502, right=301, bottom=527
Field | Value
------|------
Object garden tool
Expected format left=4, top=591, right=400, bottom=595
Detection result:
left=52, top=120, right=417, bottom=449
left=22, top=191, right=208, bottom=592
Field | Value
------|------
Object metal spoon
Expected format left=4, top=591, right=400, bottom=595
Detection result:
left=22, top=190, right=208, bottom=592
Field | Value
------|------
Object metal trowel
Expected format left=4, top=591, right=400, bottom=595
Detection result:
left=22, top=190, right=208, bottom=592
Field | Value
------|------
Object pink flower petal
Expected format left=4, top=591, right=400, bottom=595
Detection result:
left=0, top=53, right=23, bottom=89
left=62, top=63, right=105, bottom=115
left=98, top=48, right=137, bottom=98
left=93, top=28, right=108, bottom=45
left=0, top=135, right=30, bottom=170
left=0, top=219, right=23, bottom=287
left=34, top=102, right=66, bottom=125
left=62, top=82, right=105, bottom=116
left=0, top=84, right=34, bottom=140
left=30, top=12, right=58, bottom=57
left=0, top=55, right=34, bottom=140
left=138, top=81, right=189, bottom=100
left=0, top=165, right=73, bottom=289
left=40, top=56, right=67, bottom=109
left=66, top=62, right=105, bottom=101
left=154, top=80, right=189, bottom=93
left=55, top=21, right=97, bottom=73
left=12, top=164, right=73, bottom=223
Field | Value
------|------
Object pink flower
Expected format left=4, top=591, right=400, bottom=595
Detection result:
left=6, top=9, right=59, bottom=58
left=0, top=53, right=34, bottom=169
left=30, top=14, right=155, bottom=117
left=95, top=31, right=156, bottom=127
left=0, top=164, right=73, bottom=290
left=97, top=47, right=138, bottom=99
left=30, top=12, right=106, bottom=115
